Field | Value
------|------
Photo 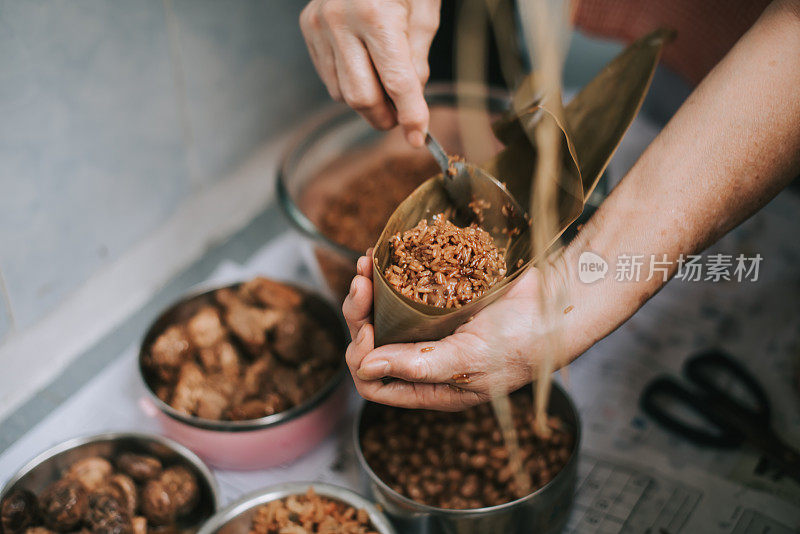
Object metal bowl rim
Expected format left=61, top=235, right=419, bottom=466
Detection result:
left=0, top=431, right=220, bottom=509
left=275, top=82, right=513, bottom=261
left=137, top=279, right=349, bottom=432
left=352, top=381, right=582, bottom=516
left=197, top=481, right=397, bottom=534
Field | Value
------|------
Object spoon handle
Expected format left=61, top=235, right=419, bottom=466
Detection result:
left=425, top=133, right=450, bottom=175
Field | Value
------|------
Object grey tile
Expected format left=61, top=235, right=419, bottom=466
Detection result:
left=169, top=0, right=329, bottom=189
left=0, top=0, right=190, bottom=327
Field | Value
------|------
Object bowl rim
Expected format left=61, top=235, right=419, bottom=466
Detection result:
left=0, top=431, right=220, bottom=510
left=137, top=279, right=348, bottom=432
left=197, top=481, right=397, bottom=534
left=275, top=82, right=513, bottom=262
left=352, top=381, right=582, bottom=517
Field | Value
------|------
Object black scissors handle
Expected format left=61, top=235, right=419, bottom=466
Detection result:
left=640, top=376, right=744, bottom=448
left=640, top=349, right=770, bottom=448
left=641, top=350, right=800, bottom=483
left=683, top=349, right=771, bottom=421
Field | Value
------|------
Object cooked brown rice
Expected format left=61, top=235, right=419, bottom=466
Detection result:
left=384, top=213, right=507, bottom=308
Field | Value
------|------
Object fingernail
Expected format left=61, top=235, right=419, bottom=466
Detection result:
left=357, top=359, right=388, bottom=380
left=356, top=257, right=365, bottom=276
left=407, top=130, right=424, bottom=148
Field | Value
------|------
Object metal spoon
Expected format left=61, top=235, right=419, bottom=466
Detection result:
left=425, top=133, right=473, bottom=210
left=424, top=132, right=527, bottom=228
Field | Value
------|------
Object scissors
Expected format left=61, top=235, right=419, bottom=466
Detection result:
left=640, top=349, right=800, bottom=484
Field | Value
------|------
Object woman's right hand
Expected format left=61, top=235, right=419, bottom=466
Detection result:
left=299, top=0, right=441, bottom=147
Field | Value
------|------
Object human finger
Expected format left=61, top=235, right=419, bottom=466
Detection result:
left=356, top=253, right=373, bottom=279
left=363, top=26, right=429, bottom=146
left=342, top=275, right=373, bottom=339
left=407, top=1, right=440, bottom=83
left=354, top=378, right=487, bottom=411
left=331, top=30, right=397, bottom=130
left=356, top=333, right=486, bottom=385
left=300, top=5, right=342, bottom=101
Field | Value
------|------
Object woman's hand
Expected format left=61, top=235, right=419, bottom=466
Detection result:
left=342, top=252, right=574, bottom=411
left=299, top=0, right=441, bottom=147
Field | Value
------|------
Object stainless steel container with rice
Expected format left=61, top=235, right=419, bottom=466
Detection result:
left=354, top=384, right=581, bottom=534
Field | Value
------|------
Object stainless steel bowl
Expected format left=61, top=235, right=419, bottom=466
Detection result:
left=354, top=383, right=581, bottom=534
left=137, top=280, right=349, bottom=470
left=198, top=482, right=397, bottom=534
left=0, top=432, right=219, bottom=530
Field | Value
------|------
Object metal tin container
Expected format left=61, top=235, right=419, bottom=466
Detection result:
left=0, top=432, right=219, bottom=530
left=354, top=383, right=581, bottom=534
left=138, top=280, right=349, bottom=470
left=198, top=481, right=397, bottom=534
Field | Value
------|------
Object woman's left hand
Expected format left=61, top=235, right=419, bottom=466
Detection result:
left=342, top=251, right=572, bottom=411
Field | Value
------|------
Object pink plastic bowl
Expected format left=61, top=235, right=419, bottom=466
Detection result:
left=137, top=280, right=349, bottom=471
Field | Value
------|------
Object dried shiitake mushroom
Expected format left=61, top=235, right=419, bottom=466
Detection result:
left=1, top=489, right=40, bottom=534
left=115, top=454, right=162, bottom=483
left=3, top=452, right=200, bottom=534
left=139, top=481, right=176, bottom=526
left=158, top=467, right=198, bottom=517
left=64, top=457, right=113, bottom=492
left=86, top=493, right=131, bottom=534
left=97, top=474, right=138, bottom=517
left=92, top=517, right=133, bottom=534
left=131, top=516, right=147, bottom=534
left=38, top=479, right=88, bottom=532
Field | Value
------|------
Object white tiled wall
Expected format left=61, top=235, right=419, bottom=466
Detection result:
left=0, top=0, right=328, bottom=342
left=0, top=284, right=11, bottom=342
left=168, top=0, right=326, bottom=189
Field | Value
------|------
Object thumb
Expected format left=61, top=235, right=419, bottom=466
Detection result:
left=357, top=333, right=478, bottom=384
